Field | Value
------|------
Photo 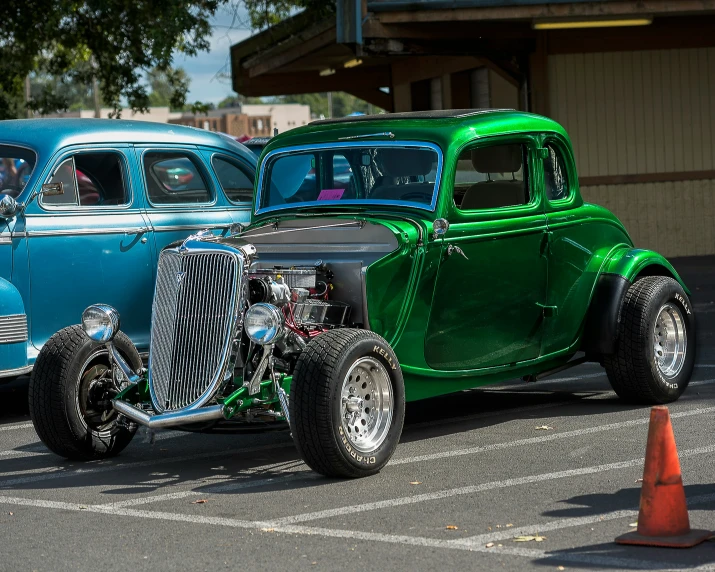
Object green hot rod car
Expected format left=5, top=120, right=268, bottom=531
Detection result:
left=30, top=110, right=695, bottom=478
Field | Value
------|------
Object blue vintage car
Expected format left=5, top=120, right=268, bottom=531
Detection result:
left=0, top=119, right=256, bottom=380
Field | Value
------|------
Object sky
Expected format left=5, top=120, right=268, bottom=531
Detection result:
left=176, top=5, right=255, bottom=105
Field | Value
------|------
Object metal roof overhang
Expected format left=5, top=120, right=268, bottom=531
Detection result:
left=231, top=0, right=715, bottom=109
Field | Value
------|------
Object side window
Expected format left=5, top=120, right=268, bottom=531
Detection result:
left=43, top=152, right=128, bottom=207
left=453, top=143, right=528, bottom=211
left=212, top=156, right=254, bottom=204
left=543, top=144, right=569, bottom=201
left=143, top=151, right=211, bottom=205
left=44, top=158, right=79, bottom=205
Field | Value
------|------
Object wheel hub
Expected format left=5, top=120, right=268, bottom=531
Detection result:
left=340, top=357, right=393, bottom=454
left=653, top=302, right=687, bottom=379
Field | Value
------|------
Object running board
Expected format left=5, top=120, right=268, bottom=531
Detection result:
left=521, top=356, right=588, bottom=383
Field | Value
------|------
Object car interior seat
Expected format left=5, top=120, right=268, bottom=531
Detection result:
left=459, top=145, right=527, bottom=210
left=371, top=149, right=435, bottom=201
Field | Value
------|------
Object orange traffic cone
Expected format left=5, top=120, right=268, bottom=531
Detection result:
left=616, top=406, right=710, bottom=548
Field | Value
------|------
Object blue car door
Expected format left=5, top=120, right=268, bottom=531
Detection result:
left=201, top=150, right=254, bottom=227
left=135, top=146, right=234, bottom=256
left=24, top=146, right=155, bottom=353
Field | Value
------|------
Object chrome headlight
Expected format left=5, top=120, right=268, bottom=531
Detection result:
left=244, top=303, right=284, bottom=345
left=82, top=304, right=120, bottom=343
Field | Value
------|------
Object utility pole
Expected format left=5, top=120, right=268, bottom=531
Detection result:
left=91, top=56, right=101, bottom=118
left=24, top=75, right=31, bottom=118
left=327, top=92, right=333, bottom=119
left=92, top=75, right=101, bottom=118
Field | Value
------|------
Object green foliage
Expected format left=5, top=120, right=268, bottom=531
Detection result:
left=0, top=0, right=224, bottom=119
left=240, top=0, right=335, bottom=29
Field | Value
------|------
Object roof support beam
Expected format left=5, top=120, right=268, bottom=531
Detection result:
left=343, top=88, right=394, bottom=112
left=375, top=0, right=715, bottom=23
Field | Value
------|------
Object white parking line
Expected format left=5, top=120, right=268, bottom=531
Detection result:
left=0, top=422, right=33, bottom=432
left=270, top=443, right=715, bottom=525
left=450, top=491, right=715, bottom=547
left=391, top=404, right=715, bottom=467
left=0, top=441, right=294, bottom=488
left=3, top=470, right=715, bottom=571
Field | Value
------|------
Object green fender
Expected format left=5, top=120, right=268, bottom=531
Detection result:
left=581, top=246, right=690, bottom=356
left=602, top=247, right=690, bottom=295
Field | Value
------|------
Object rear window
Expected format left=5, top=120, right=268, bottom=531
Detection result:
left=0, top=145, right=36, bottom=199
left=143, top=151, right=211, bottom=205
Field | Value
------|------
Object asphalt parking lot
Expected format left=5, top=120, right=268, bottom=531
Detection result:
left=1, top=256, right=714, bottom=572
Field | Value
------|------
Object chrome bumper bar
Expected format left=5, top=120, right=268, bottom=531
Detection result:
left=0, top=365, right=32, bottom=379
left=112, top=400, right=225, bottom=429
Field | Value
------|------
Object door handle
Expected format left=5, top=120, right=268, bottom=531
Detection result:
left=446, top=244, right=469, bottom=260
left=125, top=227, right=149, bottom=235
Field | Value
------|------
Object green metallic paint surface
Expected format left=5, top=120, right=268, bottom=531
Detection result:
left=239, top=111, right=690, bottom=404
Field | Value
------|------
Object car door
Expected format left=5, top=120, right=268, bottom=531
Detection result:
left=136, top=146, right=233, bottom=258
left=539, top=136, right=602, bottom=355
left=425, top=138, right=548, bottom=370
left=25, top=146, right=154, bottom=351
left=203, top=151, right=254, bottom=227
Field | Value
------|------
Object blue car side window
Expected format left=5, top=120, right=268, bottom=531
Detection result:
left=144, top=152, right=211, bottom=205
left=42, top=152, right=129, bottom=207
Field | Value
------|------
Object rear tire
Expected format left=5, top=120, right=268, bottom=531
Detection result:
left=290, top=329, right=405, bottom=478
left=29, top=326, right=141, bottom=460
left=604, top=276, right=695, bottom=404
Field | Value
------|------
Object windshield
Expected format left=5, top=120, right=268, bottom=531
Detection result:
left=258, top=142, right=441, bottom=213
left=0, top=145, right=36, bottom=198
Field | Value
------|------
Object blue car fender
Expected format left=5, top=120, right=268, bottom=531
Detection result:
left=0, top=277, right=31, bottom=378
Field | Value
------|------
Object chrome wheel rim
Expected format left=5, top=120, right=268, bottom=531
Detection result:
left=340, top=357, right=393, bottom=454
left=653, top=302, right=687, bottom=379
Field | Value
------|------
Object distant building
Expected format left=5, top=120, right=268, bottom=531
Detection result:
left=169, top=108, right=272, bottom=138
left=242, top=103, right=311, bottom=135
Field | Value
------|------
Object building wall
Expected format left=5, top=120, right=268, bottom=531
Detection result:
left=548, top=47, right=715, bottom=257
left=241, top=104, right=311, bottom=134
left=169, top=113, right=272, bottom=138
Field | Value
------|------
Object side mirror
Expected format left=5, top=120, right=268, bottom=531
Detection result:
left=433, top=218, right=449, bottom=240
left=40, top=182, right=64, bottom=196
left=0, top=194, right=19, bottom=219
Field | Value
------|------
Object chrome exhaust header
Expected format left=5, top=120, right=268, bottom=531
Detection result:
left=112, top=400, right=225, bottom=429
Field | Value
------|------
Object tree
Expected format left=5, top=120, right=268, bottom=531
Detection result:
left=239, top=0, right=335, bottom=29
left=0, top=0, right=224, bottom=119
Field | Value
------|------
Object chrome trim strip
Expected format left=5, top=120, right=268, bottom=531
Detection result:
left=0, top=235, right=11, bottom=245
left=26, top=227, right=148, bottom=237
left=255, top=140, right=444, bottom=216
left=152, top=224, right=228, bottom=233
left=113, top=400, right=225, bottom=429
left=0, top=365, right=32, bottom=379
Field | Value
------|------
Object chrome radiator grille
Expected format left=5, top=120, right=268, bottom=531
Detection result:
left=0, top=315, right=28, bottom=344
left=149, top=249, right=238, bottom=412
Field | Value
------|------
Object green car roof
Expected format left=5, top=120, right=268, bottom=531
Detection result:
left=263, top=109, right=569, bottom=155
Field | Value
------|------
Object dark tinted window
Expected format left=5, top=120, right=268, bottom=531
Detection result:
left=212, top=156, right=254, bottom=204
left=144, top=152, right=211, bottom=205
left=453, top=143, right=528, bottom=210
left=544, top=144, right=569, bottom=201
left=43, top=153, right=128, bottom=207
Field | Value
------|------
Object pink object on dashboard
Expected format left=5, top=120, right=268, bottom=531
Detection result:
left=317, top=188, right=345, bottom=201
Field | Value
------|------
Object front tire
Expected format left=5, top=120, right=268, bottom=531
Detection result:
left=290, top=329, right=405, bottom=478
left=604, top=276, right=695, bottom=404
left=29, top=325, right=141, bottom=460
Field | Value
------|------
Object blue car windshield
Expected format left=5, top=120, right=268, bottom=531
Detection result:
left=259, top=143, right=440, bottom=212
left=0, top=145, right=36, bottom=199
